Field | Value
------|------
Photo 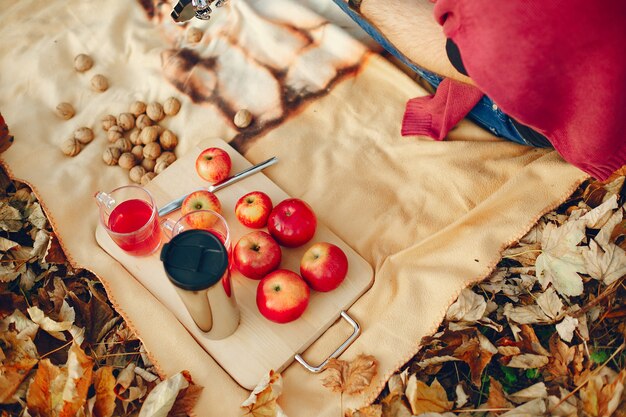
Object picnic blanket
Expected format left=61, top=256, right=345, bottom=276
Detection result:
left=0, top=0, right=587, bottom=415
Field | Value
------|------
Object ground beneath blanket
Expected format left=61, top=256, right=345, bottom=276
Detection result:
left=1, top=163, right=625, bottom=416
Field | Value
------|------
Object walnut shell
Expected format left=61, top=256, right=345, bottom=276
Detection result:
left=118, top=113, right=135, bottom=131
left=159, top=130, right=178, bottom=151
left=107, top=126, right=124, bottom=143
left=157, top=151, right=176, bottom=165
left=143, top=142, right=162, bottom=160
left=74, top=54, right=93, bottom=72
left=73, top=127, right=94, bottom=144
left=146, top=102, right=165, bottom=122
left=187, top=27, right=203, bottom=43
left=140, top=126, right=159, bottom=145
left=154, top=160, right=170, bottom=175
left=91, top=74, right=109, bottom=92
left=131, top=145, right=144, bottom=162
left=56, top=102, right=75, bottom=120
left=101, top=114, right=117, bottom=131
left=141, top=158, right=156, bottom=172
left=136, top=114, right=152, bottom=130
left=103, top=146, right=122, bottom=165
left=61, top=138, right=82, bottom=157
left=163, top=97, right=181, bottom=116
left=129, top=129, right=141, bottom=145
left=129, top=166, right=146, bottom=184
left=130, top=101, right=147, bottom=116
left=114, top=137, right=132, bottom=153
left=118, top=152, right=136, bottom=170
left=234, top=109, right=252, bottom=128
left=140, top=172, right=157, bottom=185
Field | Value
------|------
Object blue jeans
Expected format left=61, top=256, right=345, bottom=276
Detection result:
left=332, top=0, right=541, bottom=147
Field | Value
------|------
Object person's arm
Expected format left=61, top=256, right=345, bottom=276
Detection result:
left=360, top=0, right=473, bottom=84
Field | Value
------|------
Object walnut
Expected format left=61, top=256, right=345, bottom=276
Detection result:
left=146, top=102, right=165, bottom=122
left=118, top=113, right=135, bottom=131
left=101, top=114, right=117, bottom=131
left=129, top=166, right=146, bottom=184
left=140, top=172, right=156, bottom=185
left=73, top=127, right=94, bottom=144
left=234, top=109, right=253, bottom=128
left=163, top=97, right=181, bottom=116
left=143, top=142, right=162, bottom=160
left=129, top=129, right=141, bottom=145
left=131, top=145, right=144, bottom=162
left=159, top=130, right=178, bottom=151
left=187, top=27, right=203, bottom=43
left=141, top=158, right=156, bottom=172
left=118, top=152, right=136, bottom=170
left=136, top=114, right=152, bottom=130
left=140, top=126, right=159, bottom=145
left=61, top=138, right=82, bottom=157
left=91, top=74, right=109, bottom=92
left=56, top=103, right=75, bottom=120
left=157, top=151, right=176, bottom=165
left=103, top=146, right=122, bottom=165
left=114, top=137, right=132, bottom=153
left=107, top=126, right=124, bottom=143
left=74, top=54, right=93, bottom=72
left=154, top=160, right=170, bottom=175
left=130, top=101, right=147, bottom=116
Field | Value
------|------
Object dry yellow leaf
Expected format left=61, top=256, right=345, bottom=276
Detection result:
left=581, top=369, right=626, bottom=417
left=26, top=359, right=66, bottom=416
left=405, top=375, right=453, bottom=415
left=484, top=378, right=512, bottom=409
left=241, top=370, right=287, bottom=417
left=381, top=392, right=413, bottom=417
left=322, top=354, right=378, bottom=395
left=93, top=367, right=116, bottom=417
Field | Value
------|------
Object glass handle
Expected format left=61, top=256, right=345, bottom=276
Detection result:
left=94, top=191, right=116, bottom=210
left=160, top=218, right=176, bottom=239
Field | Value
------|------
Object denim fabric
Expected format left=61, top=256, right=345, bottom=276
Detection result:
left=333, top=0, right=541, bottom=147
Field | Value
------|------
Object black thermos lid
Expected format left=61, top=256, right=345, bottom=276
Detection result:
left=160, top=229, right=228, bottom=291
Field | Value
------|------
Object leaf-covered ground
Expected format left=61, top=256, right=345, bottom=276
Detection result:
left=1, top=158, right=625, bottom=416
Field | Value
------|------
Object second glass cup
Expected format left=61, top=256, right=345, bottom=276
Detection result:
left=161, top=210, right=231, bottom=252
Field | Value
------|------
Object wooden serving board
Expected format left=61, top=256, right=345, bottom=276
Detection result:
left=95, top=138, right=374, bottom=390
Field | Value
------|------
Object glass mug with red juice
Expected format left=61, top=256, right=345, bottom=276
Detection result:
left=95, top=185, right=162, bottom=256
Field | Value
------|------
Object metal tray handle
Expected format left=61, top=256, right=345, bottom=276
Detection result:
left=294, top=311, right=360, bottom=373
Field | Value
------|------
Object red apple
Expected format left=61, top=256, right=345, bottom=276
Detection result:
left=181, top=190, right=222, bottom=228
left=235, top=191, right=273, bottom=229
left=233, top=231, right=282, bottom=280
left=195, top=147, right=232, bottom=184
left=300, top=242, right=348, bottom=292
left=267, top=198, right=317, bottom=248
left=256, top=269, right=310, bottom=323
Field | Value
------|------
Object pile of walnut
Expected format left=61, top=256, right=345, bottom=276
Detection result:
left=101, top=98, right=181, bottom=185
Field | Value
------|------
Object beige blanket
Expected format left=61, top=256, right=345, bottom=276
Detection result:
left=0, top=0, right=586, bottom=415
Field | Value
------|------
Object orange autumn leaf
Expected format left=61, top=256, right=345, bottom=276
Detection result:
left=453, top=335, right=496, bottom=386
left=26, top=359, right=65, bottom=417
left=241, top=370, right=286, bottom=417
left=581, top=369, right=626, bottom=417
left=93, top=367, right=116, bottom=417
left=59, top=342, right=93, bottom=417
left=405, top=375, right=453, bottom=415
left=322, top=354, right=378, bottom=395
left=0, top=358, right=38, bottom=404
left=484, top=378, right=512, bottom=410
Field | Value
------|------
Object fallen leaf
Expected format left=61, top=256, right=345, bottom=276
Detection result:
left=0, top=202, right=22, bottom=232
left=584, top=239, right=626, bottom=286
left=518, top=325, right=550, bottom=356
left=60, top=341, right=94, bottom=416
left=30, top=229, right=50, bottom=259
left=500, top=398, right=546, bottom=417
left=0, top=236, right=19, bottom=251
left=536, top=213, right=588, bottom=295
left=416, top=355, right=459, bottom=369
left=445, top=288, right=487, bottom=323
left=454, top=334, right=497, bottom=386
left=547, top=388, right=578, bottom=417
left=503, top=303, right=551, bottom=325
left=580, top=368, right=626, bottom=417
left=93, top=367, right=116, bottom=417
left=508, top=382, right=547, bottom=404
left=387, top=372, right=406, bottom=395
left=405, top=376, right=453, bottom=415
left=555, top=316, right=578, bottom=342
left=484, top=377, right=512, bottom=409
left=455, top=384, right=468, bottom=408
left=167, top=384, right=203, bottom=417
left=1, top=309, right=38, bottom=340
left=506, top=354, right=549, bottom=369
left=68, top=291, right=119, bottom=344
left=26, top=359, right=66, bottom=416
left=0, top=357, right=38, bottom=404
left=139, top=372, right=191, bottom=417
left=322, top=354, right=377, bottom=395
left=44, top=233, right=67, bottom=264
left=241, top=370, right=287, bottom=417
left=27, top=305, right=72, bottom=340
left=27, top=202, right=47, bottom=230
left=535, top=287, right=564, bottom=321
left=497, top=346, right=521, bottom=357
left=544, top=334, right=575, bottom=384
left=381, top=392, right=412, bottom=417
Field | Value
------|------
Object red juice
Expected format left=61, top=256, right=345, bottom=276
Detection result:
left=108, top=199, right=161, bottom=256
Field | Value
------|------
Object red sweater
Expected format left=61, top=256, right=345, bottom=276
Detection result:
left=404, top=0, right=626, bottom=180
